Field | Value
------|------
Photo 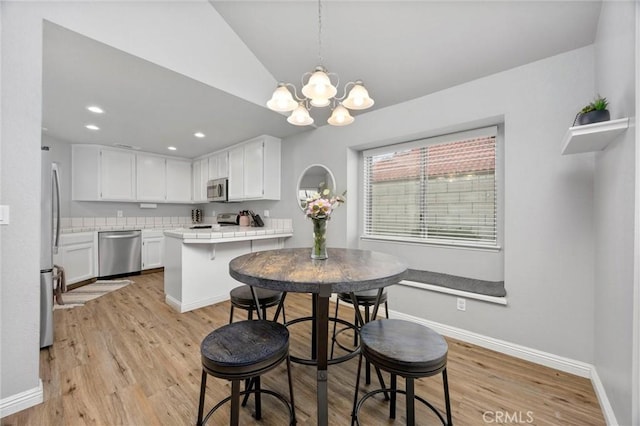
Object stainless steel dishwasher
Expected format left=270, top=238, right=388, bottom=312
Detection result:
left=98, top=230, right=142, bottom=278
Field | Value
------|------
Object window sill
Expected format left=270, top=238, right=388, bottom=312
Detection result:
left=360, top=235, right=502, bottom=252
left=399, top=280, right=508, bottom=305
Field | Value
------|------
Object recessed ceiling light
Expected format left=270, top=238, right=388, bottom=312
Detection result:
left=87, top=105, right=104, bottom=114
left=85, top=124, right=100, bottom=131
left=194, top=132, right=205, bottom=138
left=168, top=146, right=177, bottom=151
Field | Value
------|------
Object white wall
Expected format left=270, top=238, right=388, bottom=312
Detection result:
left=592, top=2, right=637, bottom=425
left=0, top=0, right=273, bottom=410
left=271, top=46, right=598, bottom=363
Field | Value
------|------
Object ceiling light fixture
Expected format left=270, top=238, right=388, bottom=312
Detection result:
left=266, top=0, right=373, bottom=127
left=85, top=124, right=100, bottom=130
left=87, top=105, right=104, bottom=114
left=194, top=132, right=205, bottom=138
left=168, top=146, right=177, bottom=151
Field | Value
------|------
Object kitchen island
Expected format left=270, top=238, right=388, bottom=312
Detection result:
left=163, top=225, right=293, bottom=312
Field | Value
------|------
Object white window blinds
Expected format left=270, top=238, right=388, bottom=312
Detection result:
left=363, top=127, right=498, bottom=248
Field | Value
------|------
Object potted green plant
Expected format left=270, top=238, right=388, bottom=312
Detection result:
left=576, top=95, right=610, bottom=125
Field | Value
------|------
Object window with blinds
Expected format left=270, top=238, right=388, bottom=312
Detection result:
left=363, top=127, right=498, bottom=248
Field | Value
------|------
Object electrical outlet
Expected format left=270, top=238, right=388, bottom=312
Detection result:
left=456, top=298, right=466, bottom=311
left=117, top=210, right=123, bottom=218
left=263, top=210, right=270, bottom=218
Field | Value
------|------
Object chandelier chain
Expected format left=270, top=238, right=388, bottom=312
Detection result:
left=317, top=0, right=323, bottom=66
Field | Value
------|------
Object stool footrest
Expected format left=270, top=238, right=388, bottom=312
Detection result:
left=200, top=388, right=296, bottom=426
left=353, top=388, right=448, bottom=426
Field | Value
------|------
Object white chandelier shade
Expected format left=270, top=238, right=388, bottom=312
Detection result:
left=266, top=85, right=298, bottom=112
left=287, top=103, right=314, bottom=126
left=327, top=104, right=354, bottom=126
left=301, top=67, right=337, bottom=107
left=342, top=81, right=375, bottom=110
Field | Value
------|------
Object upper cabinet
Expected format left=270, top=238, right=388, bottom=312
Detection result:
left=72, top=145, right=136, bottom=201
left=137, top=154, right=192, bottom=202
left=101, top=149, right=136, bottom=200
left=136, top=153, right=166, bottom=201
left=72, top=135, right=280, bottom=204
left=72, top=145, right=192, bottom=203
left=208, top=151, right=229, bottom=180
left=166, top=159, right=192, bottom=203
left=192, top=158, right=209, bottom=203
left=228, top=135, right=281, bottom=201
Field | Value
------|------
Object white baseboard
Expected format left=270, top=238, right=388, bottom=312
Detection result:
left=590, top=367, right=619, bottom=426
left=390, top=310, right=592, bottom=377
left=165, top=294, right=229, bottom=313
left=0, top=380, right=43, bottom=418
left=389, top=310, right=618, bottom=424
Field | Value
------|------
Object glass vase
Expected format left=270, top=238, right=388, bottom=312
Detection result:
left=311, top=217, right=328, bottom=260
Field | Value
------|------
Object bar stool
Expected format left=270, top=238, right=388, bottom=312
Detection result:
left=331, top=289, right=389, bottom=383
left=229, top=285, right=286, bottom=324
left=197, top=320, right=296, bottom=426
left=351, top=319, right=452, bottom=426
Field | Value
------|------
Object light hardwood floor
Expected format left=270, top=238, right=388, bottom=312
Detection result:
left=3, top=272, right=605, bottom=425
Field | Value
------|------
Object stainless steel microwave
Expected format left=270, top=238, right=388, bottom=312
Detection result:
left=207, top=178, right=228, bottom=202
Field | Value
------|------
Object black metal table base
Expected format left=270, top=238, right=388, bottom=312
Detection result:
left=285, top=315, right=360, bottom=365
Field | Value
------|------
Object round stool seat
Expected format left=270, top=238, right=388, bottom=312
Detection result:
left=230, top=286, right=282, bottom=309
left=337, top=289, right=388, bottom=306
left=360, top=319, right=447, bottom=378
left=201, top=320, right=289, bottom=378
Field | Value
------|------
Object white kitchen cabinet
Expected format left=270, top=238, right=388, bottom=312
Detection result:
left=101, top=148, right=136, bottom=201
left=72, top=145, right=136, bottom=201
left=53, top=232, right=96, bottom=285
left=191, top=158, right=209, bottom=202
left=142, top=230, right=164, bottom=270
left=136, top=153, right=166, bottom=201
left=227, top=135, right=281, bottom=201
left=243, top=140, right=264, bottom=199
left=208, top=151, right=229, bottom=180
left=228, top=146, right=244, bottom=201
left=166, top=159, right=192, bottom=202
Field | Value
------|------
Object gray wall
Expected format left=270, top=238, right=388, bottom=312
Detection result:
left=270, top=46, right=597, bottom=363
left=592, top=2, right=637, bottom=425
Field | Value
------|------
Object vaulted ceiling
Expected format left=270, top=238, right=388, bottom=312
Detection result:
left=42, top=1, right=602, bottom=158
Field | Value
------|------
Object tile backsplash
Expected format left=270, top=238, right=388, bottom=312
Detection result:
left=60, top=216, right=292, bottom=233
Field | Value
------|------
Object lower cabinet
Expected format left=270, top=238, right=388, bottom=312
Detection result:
left=142, top=230, right=165, bottom=270
left=53, top=232, right=96, bottom=285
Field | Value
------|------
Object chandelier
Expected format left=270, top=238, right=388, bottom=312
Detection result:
left=266, top=0, right=374, bottom=126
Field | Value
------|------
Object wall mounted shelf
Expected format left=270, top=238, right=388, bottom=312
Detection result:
left=561, top=118, right=629, bottom=155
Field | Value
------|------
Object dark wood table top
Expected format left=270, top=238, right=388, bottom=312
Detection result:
left=229, top=247, right=407, bottom=295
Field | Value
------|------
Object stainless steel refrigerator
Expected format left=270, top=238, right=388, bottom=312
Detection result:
left=40, top=146, right=60, bottom=348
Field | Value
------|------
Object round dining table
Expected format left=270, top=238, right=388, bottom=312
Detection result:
left=229, top=247, right=407, bottom=426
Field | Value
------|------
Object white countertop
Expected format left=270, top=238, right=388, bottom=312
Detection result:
left=164, top=225, right=293, bottom=243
